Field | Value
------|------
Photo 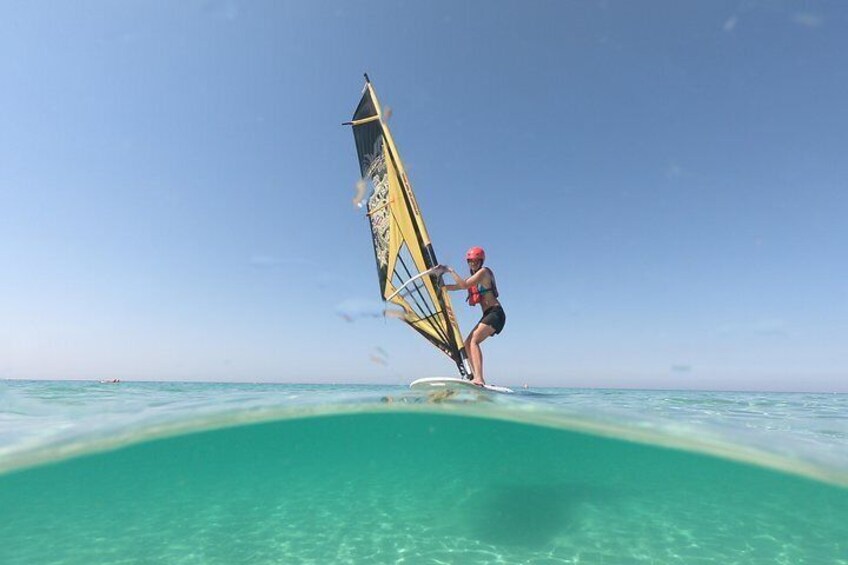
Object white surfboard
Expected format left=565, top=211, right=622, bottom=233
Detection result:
left=409, top=377, right=514, bottom=394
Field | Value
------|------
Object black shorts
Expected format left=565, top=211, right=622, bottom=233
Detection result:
left=478, top=305, right=506, bottom=335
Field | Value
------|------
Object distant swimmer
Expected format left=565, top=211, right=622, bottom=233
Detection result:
left=441, top=246, right=505, bottom=387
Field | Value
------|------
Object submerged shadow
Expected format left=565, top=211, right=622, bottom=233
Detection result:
left=462, top=482, right=621, bottom=548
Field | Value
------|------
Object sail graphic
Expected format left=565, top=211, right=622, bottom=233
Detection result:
left=344, top=75, right=469, bottom=377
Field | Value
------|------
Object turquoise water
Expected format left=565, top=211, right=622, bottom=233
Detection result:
left=1, top=381, right=846, bottom=563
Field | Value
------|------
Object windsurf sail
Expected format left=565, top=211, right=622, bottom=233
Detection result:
left=344, top=75, right=469, bottom=378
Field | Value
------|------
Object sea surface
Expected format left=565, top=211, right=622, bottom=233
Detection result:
left=1, top=380, right=846, bottom=564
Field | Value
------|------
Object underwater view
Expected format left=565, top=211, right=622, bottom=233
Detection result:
left=1, top=381, right=846, bottom=564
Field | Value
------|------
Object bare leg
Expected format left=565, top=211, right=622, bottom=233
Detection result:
left=465, top=324, right=496, bottom=385
left=464, top=333, right=478, bottom=381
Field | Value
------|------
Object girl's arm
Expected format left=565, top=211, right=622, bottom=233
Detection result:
left=443, top=267, right=487, bottom=291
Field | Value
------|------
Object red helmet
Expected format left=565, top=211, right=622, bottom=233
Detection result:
left=465, top=246, right=485, bottom=262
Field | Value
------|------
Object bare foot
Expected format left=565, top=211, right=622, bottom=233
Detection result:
left=471, top=380, right=485, bottom=387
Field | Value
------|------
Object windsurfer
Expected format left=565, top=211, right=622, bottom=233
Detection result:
left=442, top=247, right=505, bottom=386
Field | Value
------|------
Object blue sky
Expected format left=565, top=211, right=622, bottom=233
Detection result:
left=1, top=1, right=845, bottom=391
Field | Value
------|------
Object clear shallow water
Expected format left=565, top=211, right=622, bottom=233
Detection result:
left=1, top=380, right=846, bottom=564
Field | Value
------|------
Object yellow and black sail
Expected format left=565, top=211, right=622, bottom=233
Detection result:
left=344, top=75, right=469, bottom=377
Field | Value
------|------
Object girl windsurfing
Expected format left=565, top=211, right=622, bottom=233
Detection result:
left=441, top=247, right=506, bottom=386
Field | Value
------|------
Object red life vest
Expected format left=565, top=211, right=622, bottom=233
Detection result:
left=466, top=268, right=497, bottom=306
